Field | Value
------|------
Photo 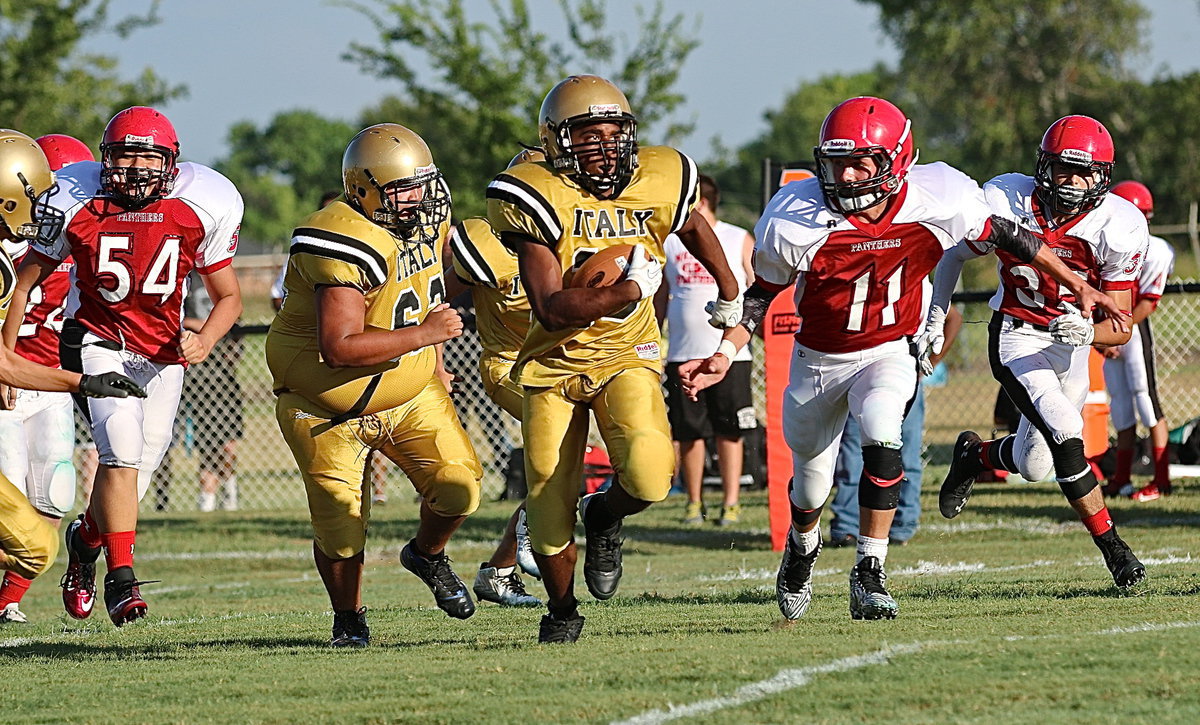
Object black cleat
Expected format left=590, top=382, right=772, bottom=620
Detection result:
left=849, top=556, right=898, bottom=620
left=579, top=493, right=623, bottom=601
left=940, top=431, right=984, bottom=519
left=538, top=611, right=585, bottom=643
left=103, top=567, right=153, bottom=627
left=400, top=540, right=476, bottom=619
left=331, top=606, right=370, bottom=647
left=776, top=536, right=821, bottom=620
left=1093, top=532, right=1147, bottom=590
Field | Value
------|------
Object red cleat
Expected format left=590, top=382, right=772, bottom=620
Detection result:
left=1131, top=482, right=1172, bottom=503
left=59, top=516, right=99, bottom=620
left=103, top=567, right=150, bottom=626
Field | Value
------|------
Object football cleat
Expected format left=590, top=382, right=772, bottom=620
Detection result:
left=400, top=540, right=475, bottom=619
left=716, top=504, right=741, bottom=527
left=579, top=493, right=624, bottom=601
left=0, top=602, right=28, bottom=624
left=60, top=515, right=100, bottom=620
left=849, top=556, right=899, bottom=620
left=1100, top=480, right=1131, bottom=498
left=103, top=567, right=150, bottom=626
left=473, top=565, right=542, bottom=607
left=514, top=509, right=541, bottom=580
left=939, top=431, right=985, bottom=519
left=1130, top=482, right=1171, bottom=502
left=682, top=501, right=706, bottom=525
left=538, top=611, right=586, bottom=644
left=330, top=606, right=370, bottom=648
left=776, top=535, right=821, bottom=620
left=1093, top=532, right=1147, bottom=589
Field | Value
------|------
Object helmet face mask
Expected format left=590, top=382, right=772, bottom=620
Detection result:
left=343, top=124, right=450, bottom=244
left=26, top=174, right=64, bottom=246
left=0, top=129, right=63, bottom=246
left=1034, top=115, right=1114, bottom=218
left=813, top=97, right=917, bottom=215
left=99, top=106, right=181, bottom=208
left=539, top=76, right=639, bottom=197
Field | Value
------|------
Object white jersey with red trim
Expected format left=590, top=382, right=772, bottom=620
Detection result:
left=37, top=161, right=243, bottom=364
left=972, top=174, right=1147, bottom=326
left=753, top=162, right=990, bottom=354
left=1136, top=234, right=1174, bottom=303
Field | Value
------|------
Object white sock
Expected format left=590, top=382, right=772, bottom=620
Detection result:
left=198, top=491, right=217, bottom=512
left=856, top=535, right=889, bottom=565
left=221, top=475, right=238, bottom=510
left=790, top=527, right=821, bottom=555
left=494, top=565, right=515, bottom=576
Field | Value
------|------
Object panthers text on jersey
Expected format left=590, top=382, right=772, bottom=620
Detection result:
left=449, top=217, right=530, bottom=361
left=2, top=240, right=71, bottom=369
left=754, top=162, right=991, bottom=354
left=970, top=174, right=1147, bottom=326
left=485, top=146, right=698, bottom=386
left=35, top=161, right=243, bottom=364
left=266, top=201, right=448, bottom=419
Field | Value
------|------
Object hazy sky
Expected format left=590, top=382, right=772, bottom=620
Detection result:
left=87, top=0, right=1200, bottom=166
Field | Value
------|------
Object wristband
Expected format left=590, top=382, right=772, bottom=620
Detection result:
left=715, top=339, right=739, bottom=360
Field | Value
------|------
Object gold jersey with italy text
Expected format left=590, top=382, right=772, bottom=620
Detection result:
left=449, top=217, right=530, bottom=361
left=0, top=242, right=18, bottom=324
left=486, top=146, right=698, bottom=386
left=266, top=200, right=448, bottom=419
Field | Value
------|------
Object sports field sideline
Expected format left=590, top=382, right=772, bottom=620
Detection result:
left=4, top=483, right=1198, bottom=724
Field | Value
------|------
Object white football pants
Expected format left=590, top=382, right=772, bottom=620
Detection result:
left=0, top=389, right=76, bottom=518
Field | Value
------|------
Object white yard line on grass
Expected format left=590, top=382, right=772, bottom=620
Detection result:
left=613, top=620, right=1200, bottom=725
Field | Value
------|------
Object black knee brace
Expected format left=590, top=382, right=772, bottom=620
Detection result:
left=787, top=478, right=824, bottom=526
left=1051, top=437, right=1099, bottom=500
left=859, top=444, right=904, bottom=510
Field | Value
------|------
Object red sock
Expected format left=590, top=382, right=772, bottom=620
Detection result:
left=102, top=531, right=136, bottom=571
left=1152, top=446, right=1169, bottom=486
left=79, top=509, right=103, bottom=549
left=0, top=571, right=32, bottom=607
left=978, top=440, right=995, bottom=469
left=1112, top=449, right=1134, bottom=485
left=1081, top=507, right=1114, bottom=537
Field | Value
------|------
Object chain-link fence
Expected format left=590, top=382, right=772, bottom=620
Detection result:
left=74, top=256, right=1198, bottom=513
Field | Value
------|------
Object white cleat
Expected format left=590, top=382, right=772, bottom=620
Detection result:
left=0, top=602, right=29, bottom=624
left=472, top=565, right=542, bottom=607
left=515, top=509, right=541, bottom=580
left=776, top=537, right=821, bottom=620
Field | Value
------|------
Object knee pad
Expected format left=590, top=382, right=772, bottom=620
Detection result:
left=859, top=444, right=903, bottom=510
left=1016, top=434, right=1054, bottom=482
left=788, top=480, right=824, bottom=527
left=1051, top=438, right=1098, bottom=500
left=423, top=461, right=482, bottom=517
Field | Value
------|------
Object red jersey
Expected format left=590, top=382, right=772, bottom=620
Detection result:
left=3, top=240, right=72, bottom=368
left=973, top=174, right=1146, bottom=326
left=754, top=163, right=992, bottom=353
left=37, top=161, right=243, bottom=364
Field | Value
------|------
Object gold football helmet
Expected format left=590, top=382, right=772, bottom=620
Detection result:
left=343, top=123, right=450, bottom=242
left=0, top=129, right=63, bottom=245
left=507, top=147, right=546, bottom=169
left=538, top=75, right=638, bottom=195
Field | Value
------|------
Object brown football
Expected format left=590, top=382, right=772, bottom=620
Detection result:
left=570, top=244, right=636, bottom=288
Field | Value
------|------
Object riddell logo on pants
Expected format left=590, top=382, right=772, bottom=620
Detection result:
left=635, top=342, right=660, bottom=360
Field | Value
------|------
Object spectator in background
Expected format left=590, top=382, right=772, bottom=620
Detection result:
left=828, top=302, right=963, bottom=546
left=271, top=190, right=341, bottom=311
left=183, top=271, right=245, bottom=512
left=658, top=174, right=755, bottom=527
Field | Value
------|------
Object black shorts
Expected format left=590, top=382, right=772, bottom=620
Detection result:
left=664, top=360, right=756, bottom=441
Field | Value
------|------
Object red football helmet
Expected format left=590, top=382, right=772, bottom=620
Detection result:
left=1034, top=115, right=1114, bottom=216
left=813, top=96, right=918, bottom=214
left=1110, top=180, right=1153, bottom=220
left=34, top=134, right=95, bottom=171
left=100, top=106, right=181, bottom=206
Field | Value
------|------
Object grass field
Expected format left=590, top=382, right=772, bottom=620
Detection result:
left=5, top=481, right=1200, bottom=724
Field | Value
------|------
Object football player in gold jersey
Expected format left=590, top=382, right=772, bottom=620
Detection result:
left=267, top=124, right=483, bottom=647
left=0, top=130, right=145, bottom=620
left=487, top=76, right=743, bottom=643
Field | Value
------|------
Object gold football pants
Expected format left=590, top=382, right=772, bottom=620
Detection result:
left=522, top=367, right=673, bottom=555
left=0, top=473, right=58, bottom=580
left=276, top=376, right=482, bottom=560
left=481, top=354, right=523, bottom=420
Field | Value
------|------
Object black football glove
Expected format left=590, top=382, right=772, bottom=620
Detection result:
left=79, top=372, right=148, bottom=399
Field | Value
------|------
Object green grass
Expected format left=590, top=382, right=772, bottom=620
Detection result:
left=5, top=481, right=1200, bottom=724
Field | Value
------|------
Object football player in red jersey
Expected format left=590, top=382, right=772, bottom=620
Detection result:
left=932, top=116, right=1148, bottom=590
left=0, top=133, right=95, bottom=623
left=679, top=98, right=1125, bottom=622
left=3, top=108, right=245, bottom=626
left=1100, top=180, right=1175, bottom=503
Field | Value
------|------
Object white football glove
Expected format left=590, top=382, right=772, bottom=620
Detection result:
left=623, top=245, right=662, bottom=300
left=1049, top=301, right=1095, bottom=346
left=705, top=296, right=743, bottom=329
left=916, top=305, right=947, bottom=377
